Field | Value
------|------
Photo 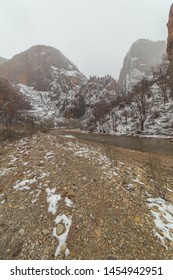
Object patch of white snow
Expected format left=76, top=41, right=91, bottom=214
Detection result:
left=65, top=197, right=73, bottom=208
left=147, top=197, right=173, bottom=246
left=13, top=178, right=37, bottom=191
left=46, top=188, right=61, bottom=215
left=52, top=214, right=72, bottom=257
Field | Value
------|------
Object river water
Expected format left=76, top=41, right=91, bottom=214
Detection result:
left=50, top=129, right=173, bottom=158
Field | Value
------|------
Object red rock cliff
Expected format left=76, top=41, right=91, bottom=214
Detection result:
left=167, top=4, right=173, bottom=60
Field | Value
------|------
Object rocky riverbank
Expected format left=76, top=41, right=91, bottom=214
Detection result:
left=0, top=132, right=173, bottom=259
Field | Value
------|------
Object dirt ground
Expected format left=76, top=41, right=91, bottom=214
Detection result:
left=0, top=132, right=173, bottom=260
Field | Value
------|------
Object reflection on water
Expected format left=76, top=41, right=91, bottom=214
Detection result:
left=51, top=130, right=173, bottom=157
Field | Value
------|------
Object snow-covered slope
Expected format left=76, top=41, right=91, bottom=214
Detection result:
left=90, top=40, right=172, bottom=136
left=0, top=42, right=172, bottom=136
left=78, top=76, right=121, bottom=130
left=17, top=75, right=120, bottom=127
left=93, top=83, right=173, bottom=136
left=18, top=84, right=59, bottom=125
left=0, top=45, right=86, bottom=124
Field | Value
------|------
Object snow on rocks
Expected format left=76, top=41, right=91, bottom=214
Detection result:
left=64, top=197, right=73, bottom=208
left=13, top=178, right=37, bottom=191
left=44, top=152, right=54, bottom=160
left=132, top=177, right=145, bottom=185
left=52, top=214, right=72, bottom=257
left=0, top=167, right=14, bottom=176
left=18, top=84, right=58, bottom=124
left=46, top=188, right=61, bottom=215
left=63, top=140, right=118, bottom=179
left=147, top=197, right=173, bottom=247
left=61, top=135, right=75, bottom=139
left=0, top=193, right=5, bottom=204
left=31, top=190, right=41, bottom=204
left=45, top=187, right=73, bottom=257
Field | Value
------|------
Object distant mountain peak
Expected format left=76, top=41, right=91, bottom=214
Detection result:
left=118, top=39, right=166, bottom=91
left=0, top=45, right=84, bottom=91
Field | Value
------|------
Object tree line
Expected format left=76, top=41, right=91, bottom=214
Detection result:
left=0, top=78, right=31, bottom=129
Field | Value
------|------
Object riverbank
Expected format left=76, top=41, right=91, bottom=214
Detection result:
left=0, top=132, right=173, bottom=259
left=50, top=128, right=173, bottom=158
left=52, top=127, right=173, bottom=139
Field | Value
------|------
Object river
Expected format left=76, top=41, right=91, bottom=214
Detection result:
left=50, top=129, right=173, bottom=158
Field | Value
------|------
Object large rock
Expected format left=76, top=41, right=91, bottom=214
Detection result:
left=118, top=39, right=166, bottom=91
left=167, top=4, right=173, bottom=61
left=0, top=45, right=85, bottom=91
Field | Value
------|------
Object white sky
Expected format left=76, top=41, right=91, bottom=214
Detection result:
left=0, top=0, right=172, bottom=79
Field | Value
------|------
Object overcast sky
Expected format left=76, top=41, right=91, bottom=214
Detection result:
left=0, top=0, right=172, bottom=79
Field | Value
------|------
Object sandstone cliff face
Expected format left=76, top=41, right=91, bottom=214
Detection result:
left=167, top=4, right=173, bottom=61
left=0, top=45, right=85, bottom=91
left=118, top=39, right=166, bottom=91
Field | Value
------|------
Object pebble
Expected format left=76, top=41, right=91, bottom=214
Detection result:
left=56, top=224, right=65, bottom=235
left=134, top=216, right=141, bottom=223
left=60, top=244, right=66, bottom=252
left=30, top=243, right=35, bottom=250
left=42, top=229, right=50, bottom=235
left=95, top=229, right=101, bottom=238
left=114, top=218, right=120, bottom=225
left=82, top=176, right=87, bottom=181
left=19, top=229, right=25, bottom=235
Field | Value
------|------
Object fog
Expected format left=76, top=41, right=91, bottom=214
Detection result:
left=0, top=0, right=172, bottom=79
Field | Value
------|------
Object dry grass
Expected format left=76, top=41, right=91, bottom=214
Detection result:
left=0, top=125, right=38, bottom=143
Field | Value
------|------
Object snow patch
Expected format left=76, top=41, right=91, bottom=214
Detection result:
left=147, top=197, right=173, bottom=246
left=46, top=188, right=61, bottom=215
left=32, top=190, right=41, bottom=204
left=0, top=167, right=14, bottom=176
left=65, top=197, right=73, bottom=208
left=132, top=178, right=145, bottom=185
left=63, top=141, right=118, bottom=179
left=0, top=194, right=5, bottom=204
left=13, top=178, right=37, bottom=191
left=52, top=214, right=72, bottom=257
left=44, top=152, right=54, bottom=160
left=61, top=135, right=75, bottom=139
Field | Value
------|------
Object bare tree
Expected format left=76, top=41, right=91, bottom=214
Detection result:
left=0, top=78, right=31, bottom=128
left=152, top=57, right=169, bottom=106
left=130, top=78, right=152, bottom=131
